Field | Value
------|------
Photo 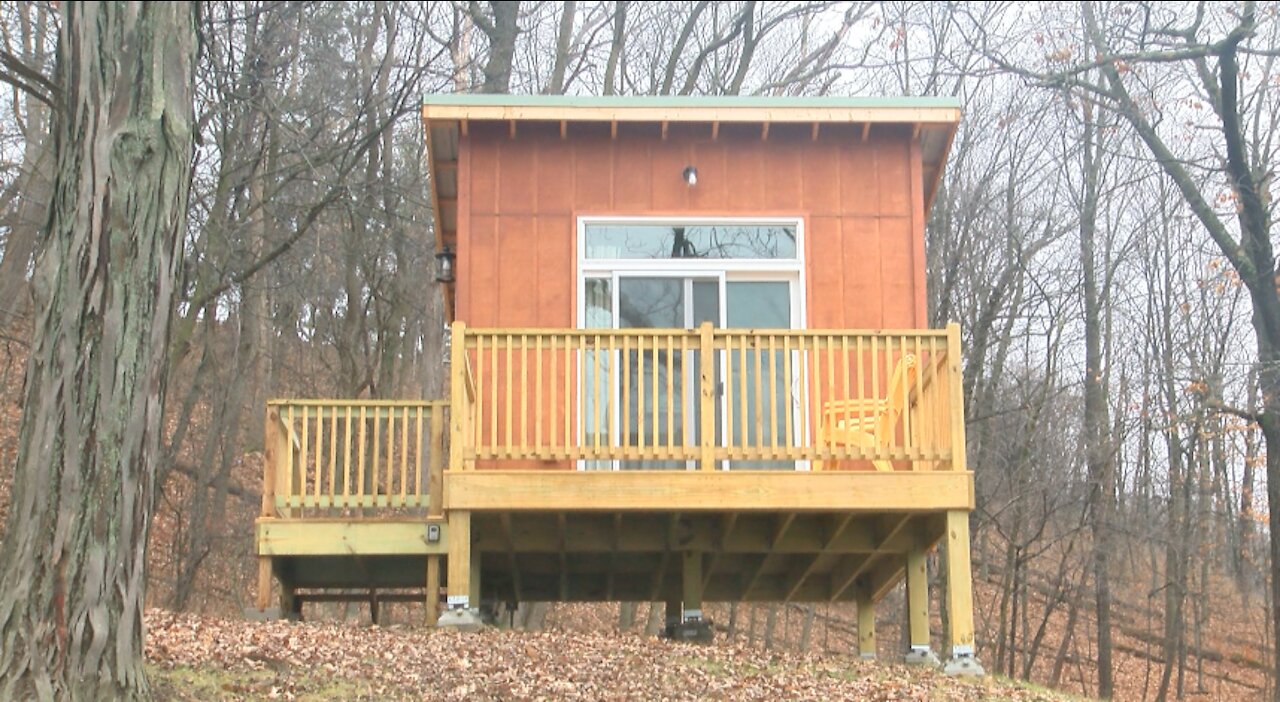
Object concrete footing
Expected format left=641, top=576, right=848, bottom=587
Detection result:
left=667, top=617, right=714, bottom=643
left=436, top=608, right=484, bottom=631
left=941, top=655, right=985, bottom=676
left=903, top=648, right=941, bottom=666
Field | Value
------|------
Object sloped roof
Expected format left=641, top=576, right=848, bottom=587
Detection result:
left=422, top=95, right=961, bottom=255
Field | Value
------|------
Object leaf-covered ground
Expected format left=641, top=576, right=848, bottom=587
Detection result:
left=145, top=610, right=1084, bottom=701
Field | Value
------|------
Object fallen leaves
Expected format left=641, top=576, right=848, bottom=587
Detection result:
left=145, top=609, right=1075, bottom=701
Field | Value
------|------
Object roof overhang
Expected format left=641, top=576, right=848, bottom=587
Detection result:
left=422, top=95, right=961, bottom=257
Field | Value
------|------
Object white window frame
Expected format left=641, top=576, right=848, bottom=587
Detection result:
left=575, top=216, right=808, bottom=471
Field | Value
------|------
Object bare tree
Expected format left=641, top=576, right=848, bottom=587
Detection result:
left=0, top=3, right=197, bottom=698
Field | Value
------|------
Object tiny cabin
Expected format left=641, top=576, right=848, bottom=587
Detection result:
left=254, top=96, right=980, bottom=672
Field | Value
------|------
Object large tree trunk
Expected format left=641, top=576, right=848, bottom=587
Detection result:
left=1077, top=98, right=1114, bottom=699
left=0, top=3, right=196, bottom=700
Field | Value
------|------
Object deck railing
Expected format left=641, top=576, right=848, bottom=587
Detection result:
left=448, top=322, right=965, bottom=471
left=261, top=400, right=446, bottom=519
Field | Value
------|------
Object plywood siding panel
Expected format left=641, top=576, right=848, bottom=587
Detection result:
left=876, top=138, right=911, bottom=217
left=878, top=216, right=915, bottom=325
left=459, top=129, right=926, bottom=332
left=536, top=215, right=574, bottom=326
left=842, top=217, right=883, bottom=328
left=498, top=138, right=537, bottom=214
left=496, top=216, right=540, bottom=325
left=689, top=141, right=728, bottom=210
left=613, top=137, right=651, bottom=212
left=839, top=140, right=878, bottom=216
left=725, top=144, right=764, bottom=211
left=536, top=139, right=574, bottom=214
left=807, top=216, right=843, bottom=328
left=801, top=141, right=840, bottom=215
left=467, top=215, right=498, bottom=325
left=573, top=137, right=612, bottom=211
left=651, top=142, right=692, bottom=212
left=469, top=135, right=498, bottom=216
left=762, top=138, right=804, bottom=211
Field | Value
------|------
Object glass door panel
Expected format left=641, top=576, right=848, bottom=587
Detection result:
left=726, top=281, right=793, bottom=470
left=617, top=277, right=704, bottom=469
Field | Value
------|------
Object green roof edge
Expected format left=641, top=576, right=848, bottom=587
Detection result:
left=421, top=94, right=961, bottom=109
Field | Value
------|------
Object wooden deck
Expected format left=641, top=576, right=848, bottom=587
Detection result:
left=254, top=323, right=977, bottom=662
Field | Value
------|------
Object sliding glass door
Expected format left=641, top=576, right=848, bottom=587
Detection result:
left=578, top=218, right=805, bottom=471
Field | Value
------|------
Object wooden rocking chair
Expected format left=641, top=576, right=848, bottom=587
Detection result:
left=816, top=353, right=917, bottom=471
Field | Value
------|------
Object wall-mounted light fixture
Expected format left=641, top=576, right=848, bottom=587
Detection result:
left=434, top=246, right=456, bottom=283
left=683, top=166, right=698, bottom=187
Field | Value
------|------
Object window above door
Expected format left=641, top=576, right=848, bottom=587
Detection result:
left=579, top=216, right=803, bottom=272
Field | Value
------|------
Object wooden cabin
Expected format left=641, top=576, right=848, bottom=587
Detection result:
left=254, top=96, right=981, bottom=673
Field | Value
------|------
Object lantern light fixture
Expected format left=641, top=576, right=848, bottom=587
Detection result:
left=434, top=246, right=456, bottom=283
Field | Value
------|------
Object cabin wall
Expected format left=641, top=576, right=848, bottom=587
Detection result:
left=455, top=121, right=928, bottom=329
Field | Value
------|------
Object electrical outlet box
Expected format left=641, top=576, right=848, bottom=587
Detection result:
left=427, top=523, right=441, bottom=543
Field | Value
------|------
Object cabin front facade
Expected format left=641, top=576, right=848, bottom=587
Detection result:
left=254, top=96, right=980, bottom=672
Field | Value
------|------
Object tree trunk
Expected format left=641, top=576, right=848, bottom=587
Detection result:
left=1077, top=96, right=1114, bottom=699
left=0, top=3, right=196, bottom=700
left=478, top=1, right=519, bottom=94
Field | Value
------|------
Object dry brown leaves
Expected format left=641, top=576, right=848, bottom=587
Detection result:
left=145, top=609, right=1072, bottom=701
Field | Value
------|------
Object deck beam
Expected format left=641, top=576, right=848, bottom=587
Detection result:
left=447, top=471, right=974, bottom=512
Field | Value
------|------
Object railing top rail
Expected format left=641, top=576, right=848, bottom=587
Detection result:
left=267, top=399, right=448, bottom=408
left=461, top=326, right=951, bottom=339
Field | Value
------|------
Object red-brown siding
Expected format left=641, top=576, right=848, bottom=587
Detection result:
left=456, top=121, right=927, bottom=331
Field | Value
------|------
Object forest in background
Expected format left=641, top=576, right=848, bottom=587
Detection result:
left=0, top=2, right=1275, bottom=700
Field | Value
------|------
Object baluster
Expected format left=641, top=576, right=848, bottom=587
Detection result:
left=535, top=335, right=544, bottom=454
left=357, top=406, right=367, bottom=506
left=783, top=335, right=794, bottom=453
left=520, top=334, right=529, bottom=457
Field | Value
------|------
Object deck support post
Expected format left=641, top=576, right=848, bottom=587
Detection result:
left=425, top=555, right=441, bottom=627
left=942, top=509, right=984, bottom=675
left=255, top=557, right=272, bottom=611
left=663, top=598, right=681, bottom=635
left=438, top=510, right=482, bottom=630
left=856, top=584, right=876, bottom=659
left=903, top=546, right=939, bottom=665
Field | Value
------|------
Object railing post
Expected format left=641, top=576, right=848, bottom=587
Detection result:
left=945, top=323, right=967, bottom=472
left=428, top=404, right=445, bottom=517
left=449, top=321, right=469, bottom=473
left=698, top=322, right=716, bottom=471
left=263, top=406, right=280, bottom=518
